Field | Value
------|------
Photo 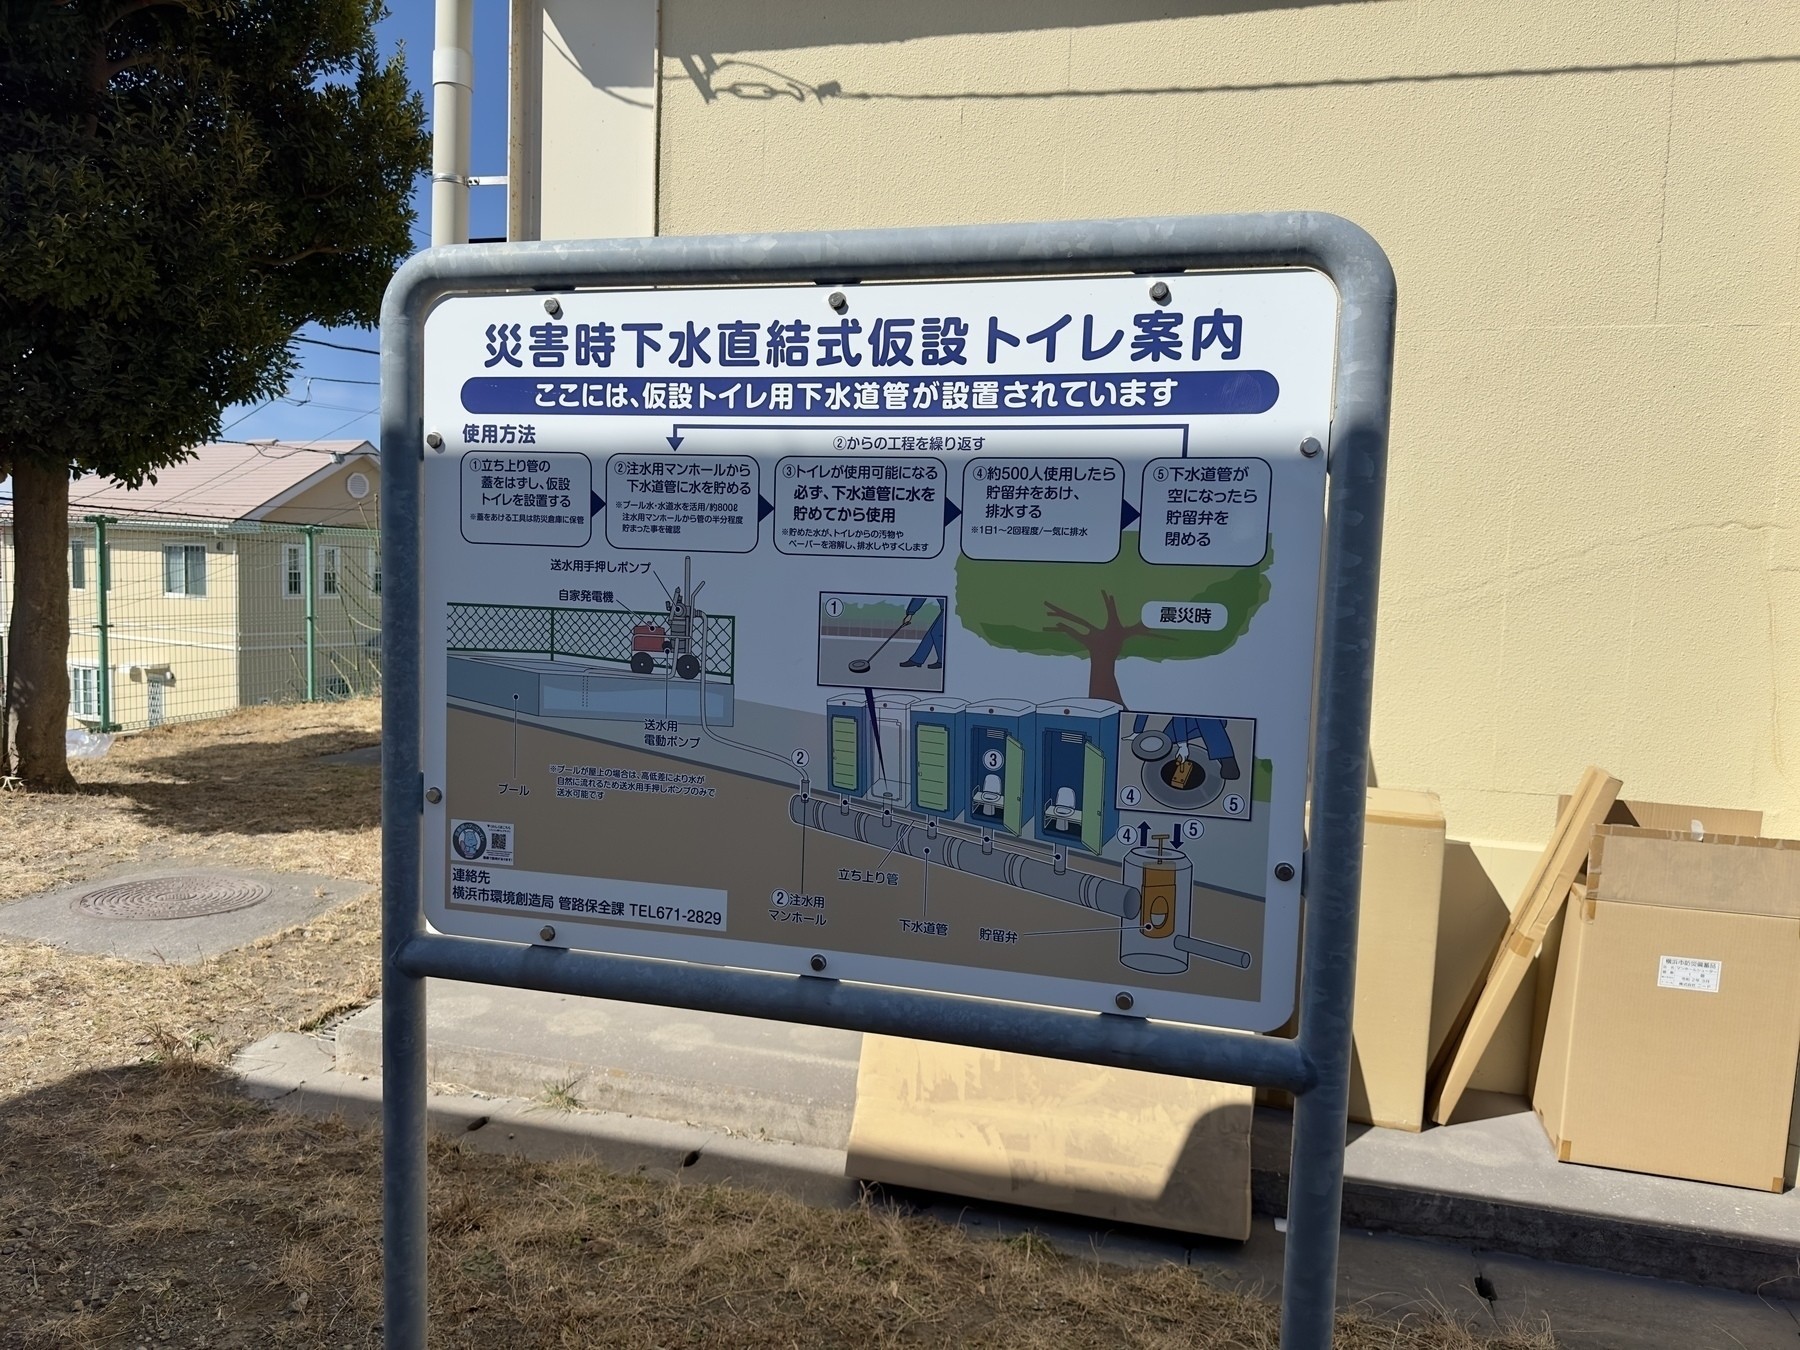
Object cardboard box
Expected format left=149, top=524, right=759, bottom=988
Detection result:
left=1349, top=788, right=1445, bottom=1131
left=1535, top=826, right=1800, bottom=1191
left=1261, top=788, right=1446, bottom=1128
left=1528, top=798, right=1764, bottom=1093
left=847, top=1035, right=1252, bottom=1238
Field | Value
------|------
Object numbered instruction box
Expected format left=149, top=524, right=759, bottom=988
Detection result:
left=1139, top=457, right=1270, bottom=567
left=961, top=456, right=1124, bottom=563
left=605, top=453, right=759, bottom=553
left=774, top=456, right=946, bottom=557
left=460, top=450, right=592, bottom=547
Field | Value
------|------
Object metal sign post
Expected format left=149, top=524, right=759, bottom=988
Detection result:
left=379, top=213, right=1393, bottom=1350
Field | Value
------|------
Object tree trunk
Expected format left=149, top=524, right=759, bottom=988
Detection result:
left=7, top=460, right=78, bottom=791
left=1044, top=591, right=1146, bottom=707
left=1086, top=641, right=1124, bottom=704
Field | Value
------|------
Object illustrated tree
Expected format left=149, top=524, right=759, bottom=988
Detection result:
left=0, top=0, right=428, bottom=788
left=953, top=533, right=1273, bottom=705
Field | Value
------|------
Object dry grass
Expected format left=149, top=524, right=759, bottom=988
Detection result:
left=0, top=702, right=1555, bottom=1349
left=0, top=1067, right=1555, bottom=1350
left=0, top=888, right=379, bottom=1099
left=0, top=697, right=382, bottom=903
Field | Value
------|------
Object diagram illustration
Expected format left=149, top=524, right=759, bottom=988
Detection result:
left=440, top=536, right=1276, bottom=984
left=434, top=427, right=1307, bottom=1025
left=803, top=681, right=1257, bottom=976
left=818, top=592, right=947, bottom=693
left=446, top=554, right=738, bottom=725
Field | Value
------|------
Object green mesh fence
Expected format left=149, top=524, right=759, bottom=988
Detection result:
left=447, top=602, right=735, bottom=680
left=0, top=519, right=383, bottom=735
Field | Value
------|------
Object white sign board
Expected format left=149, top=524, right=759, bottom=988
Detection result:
left=419, top=270, right=1337, bottom=1031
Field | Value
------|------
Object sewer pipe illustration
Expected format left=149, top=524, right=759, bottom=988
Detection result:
left=790, top=792, right=1140, bottom=919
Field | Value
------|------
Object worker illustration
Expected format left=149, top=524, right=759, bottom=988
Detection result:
left=897, top=597, right=945, bottom=670
left=1130, top=712, right=1240, bottom=780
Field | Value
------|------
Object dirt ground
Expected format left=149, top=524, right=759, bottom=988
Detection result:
left=0, top=703, right=1554, bottom=1349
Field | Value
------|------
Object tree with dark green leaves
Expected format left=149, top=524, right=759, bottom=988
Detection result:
left=0, top=0, right=427, bottom=788
left=953, top=534, right=1273, bottom=705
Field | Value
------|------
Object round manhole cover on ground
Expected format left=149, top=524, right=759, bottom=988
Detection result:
left=75, top=875, right=272, bottom=921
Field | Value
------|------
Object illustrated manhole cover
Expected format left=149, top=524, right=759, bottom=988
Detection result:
left=75, top=875, right=272, bottom=921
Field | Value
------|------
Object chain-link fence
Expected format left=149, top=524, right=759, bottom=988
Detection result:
left=1, top=517, right=382, bottom=734
left=448, top=602, right=734, bottom=680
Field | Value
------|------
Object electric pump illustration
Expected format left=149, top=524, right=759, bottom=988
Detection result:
left=806, top=692, right=1255, bottom=976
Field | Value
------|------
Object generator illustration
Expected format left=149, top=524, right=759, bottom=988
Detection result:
left=909, top=697, right=968, bottom=822
left=628, top=555, right=705, bottom=680
left=1035, top=699, right=1120, bottom=853
left=964, top=699, right=1036, bottom=834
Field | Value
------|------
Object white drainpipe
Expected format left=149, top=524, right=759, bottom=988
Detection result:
left=431, top=0, right=474, bottom=246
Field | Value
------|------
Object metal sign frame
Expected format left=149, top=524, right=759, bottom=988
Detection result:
left=379, top=213, right=1394, bottom=1350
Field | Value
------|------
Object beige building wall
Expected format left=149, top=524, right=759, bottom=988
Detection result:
left=508, top=0, right=659, bottom=241
left=235, top=528, right=383, bottom=708
left=255, top=457, right=382, bottom=530
left=645, top=0, right=1800, bottom=851
left=61, top=525, right=243, bottom=728
left=521, top=1, right=1800, bottom=1093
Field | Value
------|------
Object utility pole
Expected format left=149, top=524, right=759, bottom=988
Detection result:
left=431, top=0, right=473, bottom=247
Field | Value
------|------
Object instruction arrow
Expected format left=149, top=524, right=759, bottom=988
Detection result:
left=1137, top=820, right=1150, bottom=846
left=1121, top=499, right=1140, bottom=529
left=758, top=494, right=774, bottom=522
left=944, top=497, right=961, bottom=526
left=590, top=490, right=605, bottom=515
left=666, top=431, right=683, bottom=449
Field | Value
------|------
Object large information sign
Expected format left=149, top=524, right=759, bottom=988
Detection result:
left=419, top=270, right=1337, bottom=1031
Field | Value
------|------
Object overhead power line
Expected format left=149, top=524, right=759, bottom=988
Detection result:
left=295, top=335, right=381, bottom=356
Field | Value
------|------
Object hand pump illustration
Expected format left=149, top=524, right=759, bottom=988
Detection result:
left=631, top=555, right=705, bottom=680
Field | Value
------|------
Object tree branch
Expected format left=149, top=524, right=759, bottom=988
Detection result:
left=1045, top=622, right=1092, bottom=643
left=1099, top=589, right=1123, bottom=631
left=104, top=49, right=162, bottom=81
left=253, top=245, right=354, bottom=267
left=1043, top=600, right=1096, bottom=633
left=98, top=0, right=199, bottom=31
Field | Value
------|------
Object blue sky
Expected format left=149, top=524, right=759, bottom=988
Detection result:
left=216, top=3, right=513, bottom=452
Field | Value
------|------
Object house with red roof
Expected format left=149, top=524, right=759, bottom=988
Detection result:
left=0, top=441, right=382, bottom=730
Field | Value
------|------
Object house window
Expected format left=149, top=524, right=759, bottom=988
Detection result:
left=69, top=665, right=100, bottom=719
left=370, top=544, right=382, bottom=597
left=71, top=540, right=87, bottom=590
left=320, top=545, right=340, bottom=597
left=283, top=544, right=304, bottom=598
left=164, top=544, right=206, bottom=597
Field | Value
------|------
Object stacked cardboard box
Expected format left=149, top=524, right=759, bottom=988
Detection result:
left=1535, top=824, right=1800, bottom=1191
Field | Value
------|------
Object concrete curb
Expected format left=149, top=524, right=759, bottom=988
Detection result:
left=1252, top=1107, right=1800, bottom=1297
left=229, top=1031, right=1800, bottom=1350
left=317, top=984, right=1800, bottom=1300
left=233, top=1032, right=861, bottom=1209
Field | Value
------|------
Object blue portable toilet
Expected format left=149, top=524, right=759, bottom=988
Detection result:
left=964, top=698, right=1036, bottom=836
left=825, top=693, right=871, bottom=798
left=1035, top=699, right=1121, bottom=853
left=910, top=697, right=967, bottom=822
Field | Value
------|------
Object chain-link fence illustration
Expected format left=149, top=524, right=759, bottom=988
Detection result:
left=447, top=602, right=734, bottom=680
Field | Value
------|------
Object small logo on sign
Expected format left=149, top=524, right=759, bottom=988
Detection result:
left=450, top=819, right=515, bottom=866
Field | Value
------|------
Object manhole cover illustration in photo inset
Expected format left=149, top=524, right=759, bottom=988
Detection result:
left=74, top=875, right=273, bottom=921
